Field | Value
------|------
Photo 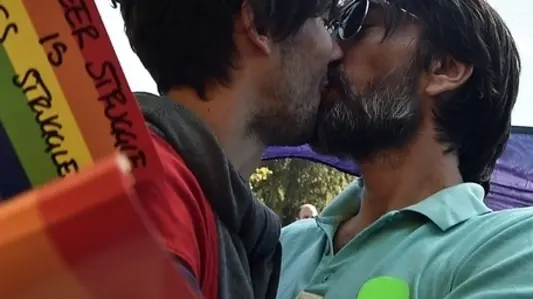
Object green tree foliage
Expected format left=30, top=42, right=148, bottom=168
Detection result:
left=250, top=159, right=356, bottom=226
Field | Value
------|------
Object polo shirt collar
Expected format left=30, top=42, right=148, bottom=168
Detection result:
left=318, top=181, right=492, bottom=232
left=404, top=182, right=492, bottom=230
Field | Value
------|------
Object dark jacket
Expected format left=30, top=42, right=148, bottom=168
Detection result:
left=136, top=92, right=281, bottom=299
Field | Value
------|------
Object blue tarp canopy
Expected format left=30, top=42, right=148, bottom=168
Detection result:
left=263, top=126, right=533, bottom=210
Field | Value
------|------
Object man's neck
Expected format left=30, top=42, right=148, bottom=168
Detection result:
left=167, top=86, right=264, bottom=179
left=334, top=128, right=463, bottom=252
left=359, top=152, right=461, bottom=216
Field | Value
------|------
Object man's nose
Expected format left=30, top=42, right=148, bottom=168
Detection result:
left=330, top=39, right=344, bottom=62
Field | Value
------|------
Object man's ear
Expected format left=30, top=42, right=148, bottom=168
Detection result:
left=425, top=56, right=473, bottom=96
left=239, top=0, right=272, bottom=55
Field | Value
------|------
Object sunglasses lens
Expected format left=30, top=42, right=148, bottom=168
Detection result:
left=340, top=1, right=368, bottom=39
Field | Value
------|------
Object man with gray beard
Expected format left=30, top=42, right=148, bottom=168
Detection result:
left=277, top=1, right=533, bottom=298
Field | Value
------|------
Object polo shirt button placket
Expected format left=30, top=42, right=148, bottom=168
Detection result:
left=322, top=274, right=332, bottom=283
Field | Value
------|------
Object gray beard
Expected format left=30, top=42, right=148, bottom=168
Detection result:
left=311, top=64, right=423, bottom=163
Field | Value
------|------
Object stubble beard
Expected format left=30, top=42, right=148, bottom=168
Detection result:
left=249, top=46, right=328, bottom=146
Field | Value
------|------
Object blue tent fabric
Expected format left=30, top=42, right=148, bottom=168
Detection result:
left=262, top=126, right=533, bottom=210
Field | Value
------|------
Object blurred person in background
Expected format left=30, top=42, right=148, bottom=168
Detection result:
left=111, top=0, right=342, bottom=298
left=298, top=204, right=319, bottom=219
left=278, top=0, right=533, bottom=298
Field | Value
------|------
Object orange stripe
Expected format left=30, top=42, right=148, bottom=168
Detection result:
left=36, top=155, right=133, bottom=224
left=21, top=0, right=115, bottom=160
left=35, top=154, right=195, bottom=298
left=0, top=192, right=92, bottom=299
left=62, top=0, right=163, bottom=183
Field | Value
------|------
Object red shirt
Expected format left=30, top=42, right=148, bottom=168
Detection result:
left=135, top=134, right=219, bottom=299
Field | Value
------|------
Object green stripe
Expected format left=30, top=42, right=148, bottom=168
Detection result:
left=0, top=43, right=57, bottom=186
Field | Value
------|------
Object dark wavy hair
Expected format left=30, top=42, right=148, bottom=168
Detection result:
left=373, top=0, right=521, bottom=194
left=111, top=0, right=338, bottom=98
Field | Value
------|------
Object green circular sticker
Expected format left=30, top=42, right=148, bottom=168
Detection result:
left=356, top=276, right=410, bottom=299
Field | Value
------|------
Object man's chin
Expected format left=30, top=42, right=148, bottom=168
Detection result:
left=308, top=133, right=353, bottom=160
left=319, top=87, right=342, bottom=111
left=309, top=124, right=380, bottom=162
left=309, top=112, right=348, bottom=158
left=307, top=140, right=328, bottom=156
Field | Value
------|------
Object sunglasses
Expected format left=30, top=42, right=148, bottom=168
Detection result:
left=336, top=0, right=418, bottom=40
left=337, top=0, right=371, bottom=40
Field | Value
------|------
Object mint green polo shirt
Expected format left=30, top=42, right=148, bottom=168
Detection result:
left=277, top=182, right=533, bottom=299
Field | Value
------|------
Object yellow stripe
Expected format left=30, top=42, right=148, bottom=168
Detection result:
left=1, top=0, right=92, bottom=170
left=0, top=194, right=93, bottom=299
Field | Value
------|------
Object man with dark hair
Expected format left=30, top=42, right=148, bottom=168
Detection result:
left=109, top=0, right=342, bottom=298
left=278, top=1, right=533, bottom=298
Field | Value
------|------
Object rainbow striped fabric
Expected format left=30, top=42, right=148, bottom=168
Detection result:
left=0, top=154, right=201, bottom=299
left=0, top=0, right=161, bottom=200
left=0, top=1, right=202, bottom=297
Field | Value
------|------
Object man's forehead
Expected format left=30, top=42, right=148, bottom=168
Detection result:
left=366, top=0, right=416, bottom=16
left=368, top=0, right=409, bottom=6
left=365, top=0, right=421, bottom=32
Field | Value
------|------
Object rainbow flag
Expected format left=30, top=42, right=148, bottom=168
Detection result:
left=0, top=1, right=202, bottom=297
left=0, top=154, right=202, bottom=299
left=0, top=0, right=161, bottom=199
